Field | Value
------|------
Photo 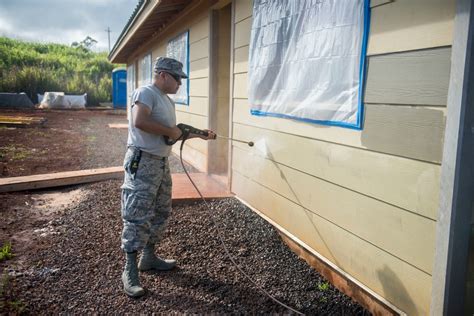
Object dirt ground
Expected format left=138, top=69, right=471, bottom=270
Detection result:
left=0, top=109, right=369, bottom=314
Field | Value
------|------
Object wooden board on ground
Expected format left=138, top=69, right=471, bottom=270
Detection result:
left=172, top=173, right=233, bottom=202
left=108, top=123, right=128, bottom=129
left=0, top=167, right=124, bottom=193
left=0, top=168, right=232, bottom=202
left=0, top=115, right=47, bottom=127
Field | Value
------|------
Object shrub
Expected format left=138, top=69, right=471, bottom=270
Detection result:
left=0, top=37, right=121, bottom=106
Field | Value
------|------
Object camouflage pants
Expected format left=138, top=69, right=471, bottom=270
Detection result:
left=120, top=148, right=172, bottom=253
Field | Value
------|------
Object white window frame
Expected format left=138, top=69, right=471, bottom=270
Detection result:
left=166, top=30, right=189, bottom=105
left=139, top=53, right=152, bottom=87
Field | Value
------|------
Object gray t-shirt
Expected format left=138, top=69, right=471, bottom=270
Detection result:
left=127, top=84, right=176, bottom=157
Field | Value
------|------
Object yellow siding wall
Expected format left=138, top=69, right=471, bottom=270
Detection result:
left=368, top=0, right=455, bottom=55
left=230, top=1, right=453, bottom=314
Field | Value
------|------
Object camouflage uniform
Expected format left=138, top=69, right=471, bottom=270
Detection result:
left=120, top=148, right=172, bottom=253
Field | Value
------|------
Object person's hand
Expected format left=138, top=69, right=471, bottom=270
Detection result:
left=169, top=126, right=182, bottom=140
left=203, top=129, right=216, bottom=140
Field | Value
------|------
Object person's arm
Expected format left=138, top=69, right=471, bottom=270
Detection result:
left=133, top=102, right=182, bottom=140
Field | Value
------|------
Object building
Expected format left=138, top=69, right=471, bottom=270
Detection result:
left=109, top=0, right=474, bottom=314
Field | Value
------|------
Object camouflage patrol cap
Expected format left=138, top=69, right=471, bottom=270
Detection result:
left=154, top=57, right=188, bottom=79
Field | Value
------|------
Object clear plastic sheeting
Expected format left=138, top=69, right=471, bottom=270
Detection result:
left=38, top=92, right=87, bottom=109
left=248, top=0, right=370, bottom=129
left=167, top=30, right=189, bottom=105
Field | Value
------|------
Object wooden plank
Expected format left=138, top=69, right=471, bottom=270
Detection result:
left=232, top=123, right=441, bottom=219
left=233, top=99, right=446, bottom=163
left=171, top=173, right=232, bottom=202
left=368, top=0, right=455, bottom=55
left=189, top=77, right=209, bottom=97
left=0, top=168, right=231, bottom=201
left=232, top=170, right=431, bottom=316
left=189, top=16, right=209, bottom=44
left=234, top=17, right=252, bottom=48
left=189, top=57, right=209, bottom=79
left=190, top=37, right=209, bottom=62
left=0, top=116, right=44, bottom=122
left=108, top=123, right=128, bottom=129
left=0, top=167, right=124, bottom=193
left=0, top=116, right=46, bottom=127
left=234, top=45, right=249, bottom=73
left=365, top=47, right=451, bottom=106
left=232, top=146, right=436, bottom=273
left=235, top=0, right=253, bottom=23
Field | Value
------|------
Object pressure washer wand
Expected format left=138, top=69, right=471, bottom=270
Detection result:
left=216, top=135, right=254, bottom=147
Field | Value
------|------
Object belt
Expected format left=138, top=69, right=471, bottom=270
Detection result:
left=128, top=147, right=167, bottom=161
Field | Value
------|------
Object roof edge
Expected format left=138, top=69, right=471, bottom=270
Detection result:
left=108, top=0, right=147, bottom=63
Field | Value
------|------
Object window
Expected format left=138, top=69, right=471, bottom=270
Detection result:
left=248, top=0, right=370, bottom=129
left=167, top=30, right=189, bottom=105
left=139, top=53, right=152, bottom=87
left=126, top=63, right=135, bottom=103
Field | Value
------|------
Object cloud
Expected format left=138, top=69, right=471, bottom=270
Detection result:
left=0, top=0, right=137, bottom=51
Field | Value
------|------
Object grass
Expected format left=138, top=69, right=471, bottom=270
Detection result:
left=0, top=271, right=26, bottom=314
left=0, top=145, right=30, bottom=161
left=0, top=242, right=13, bottom=262
left=29, top=130, right=47, bottom=137
left=317, top=281, right=330, bottom=292
left=87, top=135, right=96, bottom=142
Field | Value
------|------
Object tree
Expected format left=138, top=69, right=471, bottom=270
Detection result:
left=71, top=36, right=98, bottom=51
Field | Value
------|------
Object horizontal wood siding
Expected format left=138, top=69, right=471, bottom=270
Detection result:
left=143, top=11, right=211, bottom=171
left=232, top=145, right=436, bottom=274
left=232, top=171, right=431, bottom=316
left=230, top=0, right=450, bottom=314
left=368, top=0, right=455, bottom=55
left=365, top=47, right=451, bottom=106
left=232, top=123, right=441, bottom=220
left=233, top=85, right=447, bottom=164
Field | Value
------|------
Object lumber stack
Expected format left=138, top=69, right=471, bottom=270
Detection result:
left=0, top=115, right=47, bottom=127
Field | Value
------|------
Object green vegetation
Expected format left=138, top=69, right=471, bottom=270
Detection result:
left=317, top=281, right=330, bottom=292
left=0, top=36, right=119, bottom=106
left=0, top=271, right=27, bottom=314
left=0, top=145, right=30, bottom=161
left=0, top=242, right=13, bottom=262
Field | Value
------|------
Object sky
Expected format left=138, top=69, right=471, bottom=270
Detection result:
left=0, top=0, right=139, bottom=52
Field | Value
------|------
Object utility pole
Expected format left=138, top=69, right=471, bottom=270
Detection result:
left=105, top=27, right=111, bottom=52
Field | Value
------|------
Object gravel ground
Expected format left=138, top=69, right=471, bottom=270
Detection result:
left=1, top=110, right=369, bottom=314
left=3, top=180, right=369, bottom=315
